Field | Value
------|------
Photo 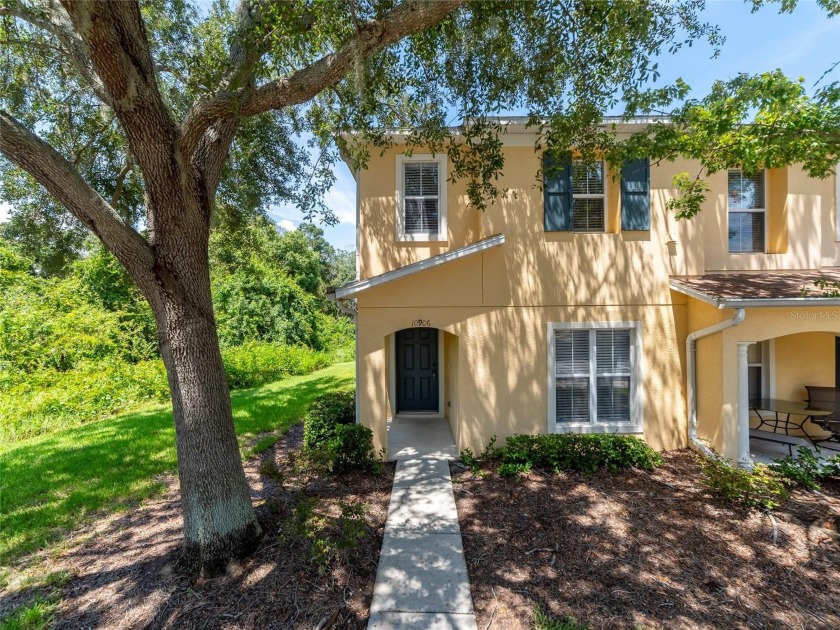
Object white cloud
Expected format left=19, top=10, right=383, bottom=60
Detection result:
left=0, top=202, right=10, bottom=223
left=278, top=218, right=296, bottom=231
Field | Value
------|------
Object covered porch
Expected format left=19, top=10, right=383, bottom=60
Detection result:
left=672, top=271, right=840, bottom=466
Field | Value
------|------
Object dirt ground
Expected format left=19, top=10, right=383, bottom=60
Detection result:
left=451, top=450, right=840, bottom=630
left=1, top=425, right=394, bottom=629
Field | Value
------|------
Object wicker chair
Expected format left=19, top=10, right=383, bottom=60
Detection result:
left=805, top=385, right=840, bottom=445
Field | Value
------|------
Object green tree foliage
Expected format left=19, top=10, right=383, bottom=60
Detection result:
left=213, top=264, right=321, bottom=348
left=613, top=70, right=840, bottom=218
left=0, top=238, right=156, bottom=375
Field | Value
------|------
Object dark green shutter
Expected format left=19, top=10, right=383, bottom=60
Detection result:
left=543, top=151, right=573, bottom=231
left=621, top=158, right=650, bottom=231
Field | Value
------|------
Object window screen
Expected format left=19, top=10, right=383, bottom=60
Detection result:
left=404, top=162, right=439, bottom=234
left=571, top=161, right=605, bottom=232
left=728, top=170, right=765, bottom=253
left=555, top=330, right=590, bottom=423
left=555, top=328, right=632, bottom=424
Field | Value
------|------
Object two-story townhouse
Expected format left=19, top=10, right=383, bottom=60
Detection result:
left=329, top=118, right=840, bottom=464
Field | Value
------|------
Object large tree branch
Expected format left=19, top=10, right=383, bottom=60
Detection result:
left=0, top=111, right=157, bottom=295
left=184, top=0, right=266, bottom=204
left=180, top=0, right=467, bottom=160
left=0, top=0, right=110, bottom=103
left=59, top=0, right=179, bottom=187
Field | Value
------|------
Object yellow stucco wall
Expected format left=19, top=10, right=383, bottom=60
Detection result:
left=701, top=166, right=838, bottom=272
left=352, top=138, right=839, bottom=456
left=687, top=298, right=840, bottom=458
left=357, top=292, right=687, bottom=454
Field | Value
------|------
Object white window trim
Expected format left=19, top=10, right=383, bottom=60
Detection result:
left=547, top=321, right=644, bottom=435
left=727, top=169, right=767, bottom=254
left=571, top=160, right=607, bottom=233
left=395, top=154, right=448, bottom=242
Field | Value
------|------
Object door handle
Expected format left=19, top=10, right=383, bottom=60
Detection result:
left=432, top=369, right=437, bottom=379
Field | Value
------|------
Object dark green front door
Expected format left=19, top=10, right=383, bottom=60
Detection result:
left=396, top=328, right=439, bottom=412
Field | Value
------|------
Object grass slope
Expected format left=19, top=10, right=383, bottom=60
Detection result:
left=0, top=362, right=354, bottom=566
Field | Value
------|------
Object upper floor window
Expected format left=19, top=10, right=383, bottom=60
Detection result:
left=728, top=170, right=765, bottom=253
left=396, top=154, right=447, bottom=242
left=571, top=160, right=605, bottom=231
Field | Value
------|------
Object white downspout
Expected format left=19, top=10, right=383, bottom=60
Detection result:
left=686, top=308, right=746, bottom=458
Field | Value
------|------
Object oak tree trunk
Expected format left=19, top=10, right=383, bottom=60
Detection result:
left=148, top=190, right=262, bottom=576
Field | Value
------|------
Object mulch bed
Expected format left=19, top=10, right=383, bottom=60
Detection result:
left=1, top=424, right=394, bottom=629
left=451, top=450, right=840, bottom=630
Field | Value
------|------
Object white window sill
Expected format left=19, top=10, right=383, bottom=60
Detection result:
left=397, top=233, right=448, bottom=243
left=552, top=423, right=643, bottom=435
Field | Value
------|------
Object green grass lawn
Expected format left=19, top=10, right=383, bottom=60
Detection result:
left=0, top=362, right=354, bottom=567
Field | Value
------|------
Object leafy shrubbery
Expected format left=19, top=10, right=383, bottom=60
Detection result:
left=1, top=343, right=330, bottom=442
left=699, top=448, right=840, bottom=510
left=282, top=497, right=369, bottom=571
left=771, top=446, right=840, bottom=490
left=302, top=391, right=380, bottom=473
left=303, top=390, right=356, bottom=449
left=0, top=226, right=354, bottom=443
left=477, top=433, right=664, bottom=477
left=223, top=342, right=330, bottom=390
left=699, top=456, right=789, bottom=510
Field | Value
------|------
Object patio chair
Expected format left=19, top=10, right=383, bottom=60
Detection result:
left=805, top=385, right=840, bottom=445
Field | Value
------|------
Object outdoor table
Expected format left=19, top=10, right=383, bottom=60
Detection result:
left=749, top=398, right=832, bottom=446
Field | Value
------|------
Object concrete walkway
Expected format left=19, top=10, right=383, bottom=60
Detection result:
left=367, top=418, right=477, bottom=630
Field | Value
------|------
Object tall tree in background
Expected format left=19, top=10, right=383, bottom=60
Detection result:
left=0, top=0, right=837, bottom=574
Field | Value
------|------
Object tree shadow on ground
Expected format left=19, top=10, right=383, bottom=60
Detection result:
left=453, top=451, right=840, bottom=630
left=2, top=424, right=394, bottom=629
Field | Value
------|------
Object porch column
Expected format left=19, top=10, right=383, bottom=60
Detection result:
left=737, top=342, right=752, bottom=468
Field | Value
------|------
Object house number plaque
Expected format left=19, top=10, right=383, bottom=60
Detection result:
left=411, top=319, right=431, bottom=327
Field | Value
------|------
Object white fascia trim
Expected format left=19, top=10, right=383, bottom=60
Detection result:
left=396, top=154, right=448, bottom=242
left=546, top=320, right=644, bottom=435
left=333, top=233, right=505, bottom=300
left=669, top=280, right=840, bottom=309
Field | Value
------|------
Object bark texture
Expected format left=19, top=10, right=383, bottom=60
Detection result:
left=0, top=0, right=466, bottom=575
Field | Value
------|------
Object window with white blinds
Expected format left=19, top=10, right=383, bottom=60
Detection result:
left=728, top=170, right=765, bottom=253
left=549, top=323, right=641, bottom=431
left=397, top=155, right=447, bottom=241
left=403, top=162, right=439, bottom=234
left=571, top=161, right=605, bottom=232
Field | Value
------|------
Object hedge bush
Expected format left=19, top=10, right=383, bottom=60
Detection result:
left=770, top=446, right=840, bottom=490
left=329, top=424, right=380, bottom=473
left=496, top=433, right=663, bottom=476
left=302, top=391, right=379, bottom=473
left=303, top=390, right=356, bottom=450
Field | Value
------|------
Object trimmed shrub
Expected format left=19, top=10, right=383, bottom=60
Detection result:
left=497, top=433, right=663, bottom=476
left=303, top=390, right=356, bottom=450
left=329, top=424, right=380, bottom=473
left=700, top=456, right=788, bottom=510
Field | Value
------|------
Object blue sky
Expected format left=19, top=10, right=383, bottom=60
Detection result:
left=2, top=1, right=837, bottom=250
left=271, top=0, right=839, bottom=250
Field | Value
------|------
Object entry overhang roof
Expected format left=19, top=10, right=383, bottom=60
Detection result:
left=328, top=233, right=505, bottom=301
left=670, top=271, right=840, bottom=308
